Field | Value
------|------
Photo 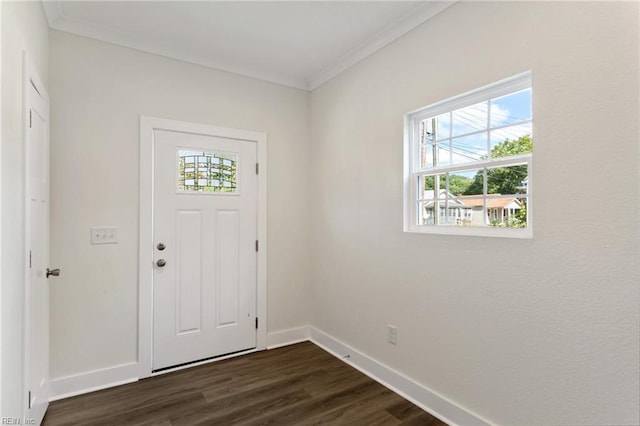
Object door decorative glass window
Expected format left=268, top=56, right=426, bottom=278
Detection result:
left=177, top=148, right=238, bottom=193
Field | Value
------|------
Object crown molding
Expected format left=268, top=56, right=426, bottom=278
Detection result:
left=42, top=0, right=457, bottom=92
left=307, top=1, right=457, bottom=90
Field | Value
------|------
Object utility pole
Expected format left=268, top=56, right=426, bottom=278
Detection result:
left=432, top=117, right=440, bottom=225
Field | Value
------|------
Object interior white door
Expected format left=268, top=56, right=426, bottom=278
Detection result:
left=152, top=129, right=258, bottom=370
left=24, top=60, right=51, bottom=423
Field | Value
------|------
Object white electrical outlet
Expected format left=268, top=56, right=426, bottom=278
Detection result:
left=387, top=324, right=398, bottom=345
left=91, top=226, right=119, bottom=244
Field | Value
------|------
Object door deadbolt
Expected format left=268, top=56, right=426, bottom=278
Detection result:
left=46, top=268, right=60, bottom=278
left=156, top=259, right=167, bottom=267
left=157, top=242, right=166, bottom=251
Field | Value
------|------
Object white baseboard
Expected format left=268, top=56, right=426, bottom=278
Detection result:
left=309, top=327, right=492, bottom=426
left=49, top=361, right=139, bottom=401
left=266, top=325, right=311, bottom=349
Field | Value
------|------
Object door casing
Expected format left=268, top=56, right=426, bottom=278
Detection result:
left=138, top=116, right=268, bottom=378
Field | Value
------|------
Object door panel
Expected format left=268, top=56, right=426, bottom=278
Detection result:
left=216, top=210, right=240, bottom=327
left=152, top=130, right=257, bottom=370
left=24, top=69, right=50, bottom=424
left=175, top=209, right=204, bottom=334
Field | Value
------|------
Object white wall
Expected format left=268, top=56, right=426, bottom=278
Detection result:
left=0, top=2, right=3, bottom=415
left=48, top=31, right=310, bottom=380
left=0, top=0, right=49, bottom=418
left=310, top=2, right=639, bottom=425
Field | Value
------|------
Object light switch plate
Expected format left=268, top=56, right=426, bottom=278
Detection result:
left=91, top=226, right=119, bottom=244
left=387, top=324, right=398, bottom=345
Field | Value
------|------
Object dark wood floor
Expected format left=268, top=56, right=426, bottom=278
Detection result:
left=43, top=342, right=447, bottom=426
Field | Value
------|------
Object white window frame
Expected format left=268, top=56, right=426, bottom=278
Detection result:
left=403, top=72, right=533, bottom=238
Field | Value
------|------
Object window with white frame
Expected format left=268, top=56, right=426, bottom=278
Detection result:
left=404, top=72, right=532, bottom=237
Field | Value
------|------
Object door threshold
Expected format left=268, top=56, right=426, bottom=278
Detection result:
left=150, top=347, right=258, bottom=376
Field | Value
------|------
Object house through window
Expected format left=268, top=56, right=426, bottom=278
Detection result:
left=404, top=72, right=532, bottom=237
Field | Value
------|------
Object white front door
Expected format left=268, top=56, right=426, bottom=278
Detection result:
left=152, top=129, right=258, bottom=370
left=24, top=56, right=51, bottom=424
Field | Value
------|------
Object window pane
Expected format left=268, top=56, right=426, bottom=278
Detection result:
left=486, top=164, right=528, bottom=195
left=437, top=143, right=451, bottom=167
left=420, top=144, right=434, bottom=169
left=446, top=170, right=476, bottom=196
left=452, top=101, right=488, bottom=137
left=421, top=175, right=447, bottom=225
left=513, top=197, right=528, bottom=228
left=177, top=148, right=238, bottom=193
left=487, top=196, right=528, bottom=228
left=424, top=113, right=451, bottom=142
left=422, top=143, right=451, bottom=168
left=490, top=88, right=532, bottom=127
left=419, top=199, right=457, bottom=226
left=422, top=174, right=446, bottom=194
left=437, top=199, right=456, bottom=226
left=421, top=196, right=483, bottom=227
left=490, top=124, right=532, bottom=157
left=452, top=168, right=483, bottom=197
left=418, top=201, right=433, bottom=225
left=423, top=173, right=477, bottom=197
left=420, top=140, right=452, bottom=169
left=418, top=193, right=449, bottom=224
left=456, top=197, right=484, bottom=227
left=450, top=133, right=488, bottom=165
left=420, top=173, right=479, bottom=227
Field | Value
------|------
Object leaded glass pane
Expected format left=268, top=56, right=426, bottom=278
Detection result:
left=177, top=148, right=238, bottom=193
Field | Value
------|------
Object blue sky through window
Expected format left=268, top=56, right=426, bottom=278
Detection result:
left=422, top=88, right=532, bottom=166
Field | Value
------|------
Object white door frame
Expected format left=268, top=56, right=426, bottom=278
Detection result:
left=138, top=116, right=267, bottom=378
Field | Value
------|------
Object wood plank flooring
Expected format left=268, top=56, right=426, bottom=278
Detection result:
left=43, top=342, right=447, bottom=426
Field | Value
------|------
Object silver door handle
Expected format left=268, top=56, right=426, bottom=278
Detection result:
left=156, top=259, right=167, bottom=267
left=46, top=268, right=60, bottom=278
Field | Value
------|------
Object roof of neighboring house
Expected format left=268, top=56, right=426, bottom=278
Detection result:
left=456, top=195, right=522, bottom=209
left=422, top=189, right=450, bottom=200
left=422, top=191, right=523, bottom=209
left=422, top=190, right=467, bottom=208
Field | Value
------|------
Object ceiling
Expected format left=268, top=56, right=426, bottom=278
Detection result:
left=42, top=1, right=454, bottom=90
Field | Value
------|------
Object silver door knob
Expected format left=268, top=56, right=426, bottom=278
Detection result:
left=156, top=259, right=166, bottom=267
left=46, top=268, right=60, bottom=278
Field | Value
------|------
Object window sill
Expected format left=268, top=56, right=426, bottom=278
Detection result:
left=404, top=225, right=532, bottom=239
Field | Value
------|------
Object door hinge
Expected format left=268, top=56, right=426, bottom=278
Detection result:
left=28, top=390, right=32, bottom=409
left=255, top=318, right=259, bottom=329
left=29, top=110, right=32, bottom=129
left=255, top=240, right=259, bottom=252
left=256, top=163, right=259, bottom=175
left=29, top=250, right=32, bottom=268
